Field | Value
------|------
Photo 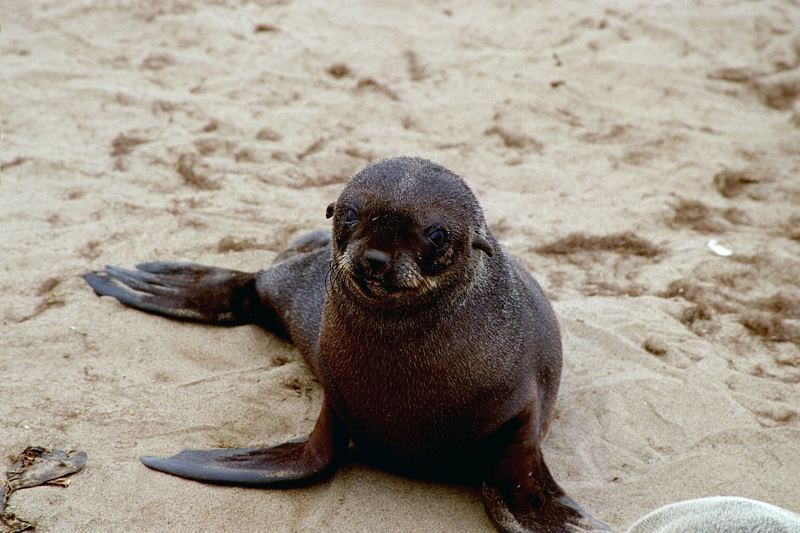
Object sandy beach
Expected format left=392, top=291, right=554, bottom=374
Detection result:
left=2, top=0, right=799, bottom=530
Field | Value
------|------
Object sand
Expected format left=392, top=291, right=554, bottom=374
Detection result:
left=2, top=0, right=799, bottom=531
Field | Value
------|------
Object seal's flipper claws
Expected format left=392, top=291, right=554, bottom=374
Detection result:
left=141, top=399, right=349, bottom=488
left=82, top=262, right=262, bottom=325
left=103, top=266, right=178, bottom=294
left=83, top=270, right=201, bottom=321
left=83, top=271, right=154, bottom=306
left=135, top=261, right=214, bottom=275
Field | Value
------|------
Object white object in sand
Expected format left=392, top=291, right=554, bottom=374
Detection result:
left=707, top=239, right=733, bottom=256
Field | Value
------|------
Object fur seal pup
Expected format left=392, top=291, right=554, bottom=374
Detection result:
left=83, top=157, right=607, bottom=532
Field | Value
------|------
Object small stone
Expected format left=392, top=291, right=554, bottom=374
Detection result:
left=644, top=336, right=668, bottom=356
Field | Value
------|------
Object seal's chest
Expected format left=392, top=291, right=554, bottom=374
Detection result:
left=321, top=343, right=493, bottom=462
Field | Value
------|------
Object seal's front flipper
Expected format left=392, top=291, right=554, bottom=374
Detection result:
left=140, top=398, right=349, bottom=487
left=83, top=262, right=263, bottom=325
left=140, top=442, right=320, bottom=487
left=481, top=404, right=608, bottom=533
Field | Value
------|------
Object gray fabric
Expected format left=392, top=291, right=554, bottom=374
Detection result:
left=628, top=497, right=800, bottom=533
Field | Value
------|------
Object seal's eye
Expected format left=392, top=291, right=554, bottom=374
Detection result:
left=427, top=228, right=446, bottom=248
left=345, top=208, right=358, bottom=224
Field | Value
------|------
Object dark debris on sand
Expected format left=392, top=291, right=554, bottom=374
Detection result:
left=1, top=447, right=87, bottom=532
left=534, top=231, right=663, bottom=258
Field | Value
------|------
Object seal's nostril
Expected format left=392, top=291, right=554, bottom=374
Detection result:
left=364, top=248, right=390, bottom=274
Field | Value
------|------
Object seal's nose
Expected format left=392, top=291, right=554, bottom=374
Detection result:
left=363, top=248, right=390, bottom=276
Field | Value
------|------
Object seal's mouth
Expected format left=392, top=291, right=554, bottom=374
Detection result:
left=332, top=253, right=425, bottom=302
left=349, top=272, right=411, bottom=299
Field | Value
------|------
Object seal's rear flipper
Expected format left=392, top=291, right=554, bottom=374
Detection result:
left=83, top=262, right=265, bottom=326
left=481, top=404, right=609, bottom=532
left=141, top=398, right=349, bottom=487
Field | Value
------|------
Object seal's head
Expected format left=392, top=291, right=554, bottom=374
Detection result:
left=326, top=157, right=494, bottom=308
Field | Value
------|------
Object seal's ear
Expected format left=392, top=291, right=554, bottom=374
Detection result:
left=473, top=232, right=494, bottom=256
left=325, top=202, right=335, bottom=219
